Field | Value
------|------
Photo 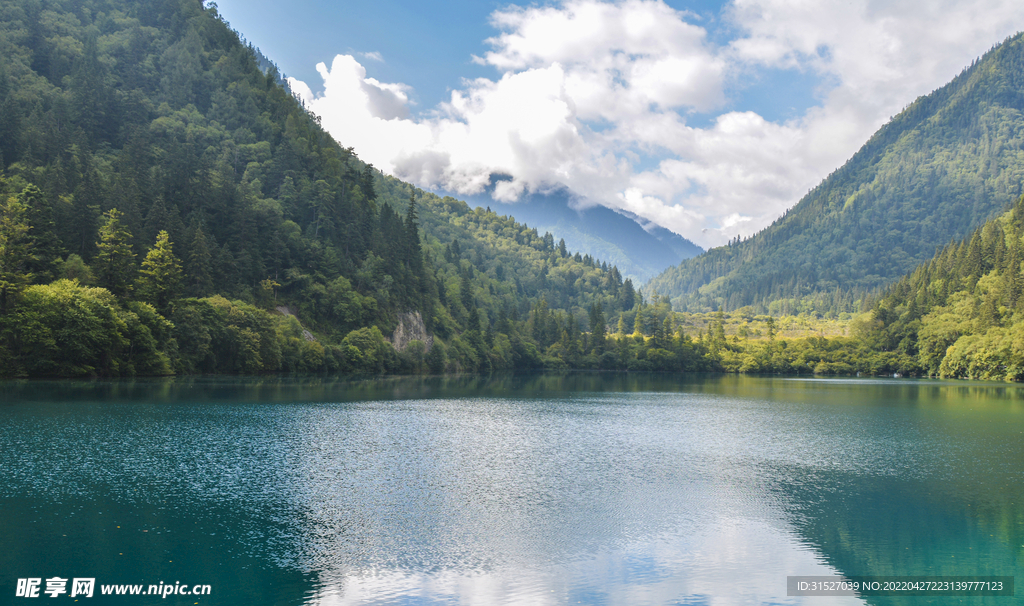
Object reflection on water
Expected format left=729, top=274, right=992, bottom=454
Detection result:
left=304, top=519, right=855, bottom=606
left=1, top=374, right=1022, bottom=605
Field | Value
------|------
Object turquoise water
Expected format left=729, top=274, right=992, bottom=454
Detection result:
left=1, top=374, right=1022, bottom=605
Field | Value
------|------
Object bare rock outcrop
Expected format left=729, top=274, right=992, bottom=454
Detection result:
left=388, top=311, right=432, bottom=352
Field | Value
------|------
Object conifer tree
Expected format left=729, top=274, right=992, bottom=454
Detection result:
left=138, top=230, right=182, bottom=313
left=0, top=189, right=33, bottom=311
left=622, top=278, right=636, bottom=310
left=405, top=193, right=424, bottom=298
left=563, top=311, right=581, bottom=364
left=311, top=180, right=334, bottom=239
left=634, top=306, right=647, bottom=336
left=361, top=165, right=377, bottom=202
left=19, top=184, right=62, bottom=282
left=459, top=270, right=474, bottom=327
left=94, top=208, right=136, bottom=298
left=589, top=302, right=606, bottom=353
left=185, top=221, right=213, bottom=297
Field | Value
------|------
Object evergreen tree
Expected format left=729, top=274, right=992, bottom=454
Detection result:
left=185, top=221, right=214, bottom=297
left=0, top=189, right=33, bottom=310
left=426, top=340, right=446, bottom=374
left=563, top=311, right=581, bottom=365
left=589, top=302, right=606, bottom=353
left=622, top=278, right=636, bottom=310
left=361, top=164, right=377, bottom=202
left=19, top=184, right=63, bottom=283
left=94, top=208, right=136, bottom=299
left=404, top=193, right=424, bottom=302
left=138, top=230, right=183, bottom=313
left=459, top=270, right=473, bottom=320
left=66, top=169, right=102, bottom=259
left=59, top=254, right=94, bottom=284
left=311, top=180, right=334, bottom=239
left=634, top=305, right=647, bottom=336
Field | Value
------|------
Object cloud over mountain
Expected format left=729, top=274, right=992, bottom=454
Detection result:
left=290, top=0, right=1024, bottom=248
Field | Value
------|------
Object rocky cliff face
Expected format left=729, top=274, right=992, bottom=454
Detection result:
left=388, top=312, right=432, bottom=352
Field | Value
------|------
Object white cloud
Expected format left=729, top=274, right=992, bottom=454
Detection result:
left=290, top=0, right=1024, bottom=249
left=478, top=0, right=725, bottom=113
left=288, top=55, right=432, bottom=170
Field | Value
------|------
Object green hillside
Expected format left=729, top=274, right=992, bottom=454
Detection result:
left=0, top=0, right=648, bottom=376
left=694, top=194, right=1024, bottom=380
left=648, top=31, right=1024, bottom=314
left=853, top=194, right=1024, bottom=380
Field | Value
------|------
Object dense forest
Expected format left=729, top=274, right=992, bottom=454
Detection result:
left=851, top=194, right=1024, bottom=380
left=0, top=0, right=719, bottom=377
left=648, top=31, right=1024, bottom=315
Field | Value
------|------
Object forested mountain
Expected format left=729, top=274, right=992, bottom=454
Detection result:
left=697, top=193, right=1024, bottom=379
left=852, top=194, right=1024, bottom=380
left=476, top=191, right=703, bottom=283
left=648, top=31, right=1024, bottom=314
left=0, top=0, right=653, bottom=376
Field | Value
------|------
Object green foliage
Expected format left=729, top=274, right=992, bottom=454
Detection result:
left=341, top=326, right=397, bottom=374
left=57, top=253, right=95, bottom=283
left=851, top=195, right=1024, bottom=380
left=5, top=279, right=171, bottom=377
left=293, top=273, right=377, bottom=338
left=170, top=296, right=283, bottom=374
left=18, top=183, right=63, bottom=282
left=425, top=339, right=446, bottom=374
left=123, top=299, right=176, bottom=376
left=0, top=180, right=33, bottom=309
left=94, top=208, right=136, bottom=298
left=650, top=33, right=1024, bottom=314
left=137, top=230, right=182, bottom=313
left=184, top=220, right=213, bottom=296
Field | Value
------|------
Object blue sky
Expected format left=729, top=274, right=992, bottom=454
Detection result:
left=211, top=0, right=1024, bottom=247
left=213, top=0, right=821, bottom=127
left=212, top=0, right=503, bottom=109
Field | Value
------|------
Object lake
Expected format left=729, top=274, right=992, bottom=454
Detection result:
left=1, top=374, right=1022, bottom=605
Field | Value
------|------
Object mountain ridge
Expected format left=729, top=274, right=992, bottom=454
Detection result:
left=450, top=189, right=703, bottom=283
left=647, top=31, right=1024, bottom=314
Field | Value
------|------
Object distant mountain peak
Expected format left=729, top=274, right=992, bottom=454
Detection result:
left=441, top=188, right=702, bottom=282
